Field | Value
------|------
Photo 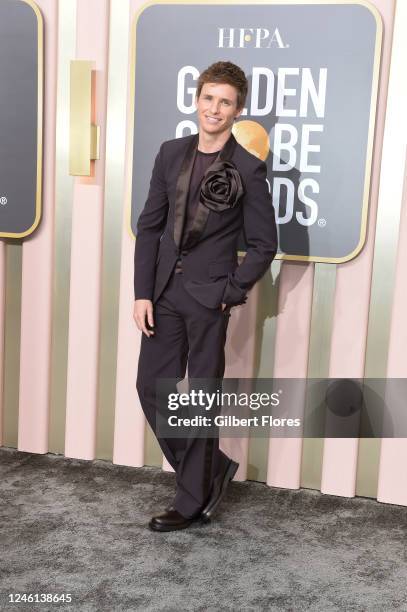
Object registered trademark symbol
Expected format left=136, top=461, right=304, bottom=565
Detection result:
left=318, top=218, right=326, bottom=227
left=0, top=196, right=7, bottom=206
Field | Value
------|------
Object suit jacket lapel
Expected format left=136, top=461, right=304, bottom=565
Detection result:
left=217, top=130, right=238, bottom=162
left=180, top=132, right=238, bottom=251
left=173, top=134, right=199, bottom=252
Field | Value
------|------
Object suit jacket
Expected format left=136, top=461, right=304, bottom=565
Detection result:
left=133, top=131, right=278, bottom=309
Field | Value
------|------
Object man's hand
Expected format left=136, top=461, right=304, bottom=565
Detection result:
left=133, top=299, right=155, bottom=337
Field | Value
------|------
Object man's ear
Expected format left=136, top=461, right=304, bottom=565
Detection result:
left=235, top=106, right=244, bottom=120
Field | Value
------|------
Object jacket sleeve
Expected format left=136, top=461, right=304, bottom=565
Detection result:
left=221, top=159, right=278, bottom=306
left=134, top=143, right=169, bottom=300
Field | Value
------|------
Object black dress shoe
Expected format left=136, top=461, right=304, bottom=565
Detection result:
left=200, top=459, right=239, bottom=522
left=149, top=509, right=199, bottom=532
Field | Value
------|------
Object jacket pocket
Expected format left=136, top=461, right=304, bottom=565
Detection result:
left=208, top=259, right=237, bottom=280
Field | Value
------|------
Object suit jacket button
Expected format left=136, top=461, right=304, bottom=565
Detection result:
left=181, top=250, right=188, bottom=256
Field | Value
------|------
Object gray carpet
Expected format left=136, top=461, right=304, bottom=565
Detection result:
left=1, top=447, right=406, bottom=612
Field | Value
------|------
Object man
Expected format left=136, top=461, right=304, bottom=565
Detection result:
left=133, top=61, right=278, bottom=532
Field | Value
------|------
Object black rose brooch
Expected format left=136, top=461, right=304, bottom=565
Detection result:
left=200, top=160, right=244, bottom=213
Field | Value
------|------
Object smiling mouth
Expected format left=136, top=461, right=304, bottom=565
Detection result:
left=205, top=116, right=221, bottom=123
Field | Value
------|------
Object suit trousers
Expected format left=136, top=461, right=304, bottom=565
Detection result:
left=136, top=267, right=232, bottom=518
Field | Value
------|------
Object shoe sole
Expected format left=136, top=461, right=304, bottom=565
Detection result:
left=148, top=520, right=193, bottom=532
left=200, top=460, right=239, bottom=522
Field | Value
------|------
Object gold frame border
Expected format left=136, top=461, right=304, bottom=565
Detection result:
left=0, top=0, right=43, bottom=239
left=126, top=0, right=383, bottom=265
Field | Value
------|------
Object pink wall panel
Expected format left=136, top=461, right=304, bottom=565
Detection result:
left=18, top=0, right=57, bottom=453
left=65, top=0, right=110, bottom=459
left=113, top=0, right=146, bottom=468
left=321, top=0, right=394, bottom=498
left=267, top=262, right=314, bottom=488
left=378, top=159, right=407, bottom=505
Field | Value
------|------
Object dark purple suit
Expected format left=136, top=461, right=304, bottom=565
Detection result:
left=134, top=131, right=277, bottom=518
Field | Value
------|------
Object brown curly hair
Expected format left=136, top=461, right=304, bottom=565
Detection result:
left=196, top=61, right=248, bottom=110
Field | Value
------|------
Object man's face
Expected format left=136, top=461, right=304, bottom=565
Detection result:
left=195, top=82, right=243, bottom=136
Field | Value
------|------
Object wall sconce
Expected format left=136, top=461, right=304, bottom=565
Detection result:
left=69, top=60, right=100, bottom=176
